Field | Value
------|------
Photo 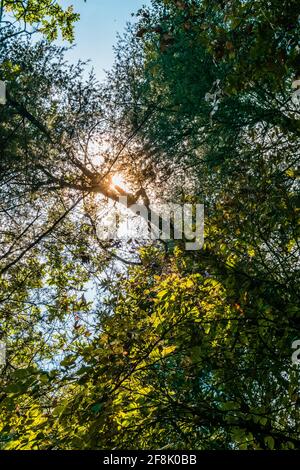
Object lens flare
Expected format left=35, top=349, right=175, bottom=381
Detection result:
left=111, top=174, right=127, bottom=190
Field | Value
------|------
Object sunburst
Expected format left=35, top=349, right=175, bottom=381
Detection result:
left=111, top=173, right=127, bottom=191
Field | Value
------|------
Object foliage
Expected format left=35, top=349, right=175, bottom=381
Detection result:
left=0, top=0, right=299, bottom=450
left=1, top=0, right=79, bottom=41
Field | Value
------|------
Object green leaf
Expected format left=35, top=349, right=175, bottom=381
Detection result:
left=264, top=436, right=275, bottom=450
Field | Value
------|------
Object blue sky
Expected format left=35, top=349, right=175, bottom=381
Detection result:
left=61, top=0, right=150, bottom=81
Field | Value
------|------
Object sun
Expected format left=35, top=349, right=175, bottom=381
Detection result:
left=111, top=173, right=127, bottom=190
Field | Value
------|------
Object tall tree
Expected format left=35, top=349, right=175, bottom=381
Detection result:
left=0, top=0, right=299, bottom=450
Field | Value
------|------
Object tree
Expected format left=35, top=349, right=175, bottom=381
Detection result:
left=0, top=0, right=79, bottom=42
left=0, top=0, right=299, bottom=450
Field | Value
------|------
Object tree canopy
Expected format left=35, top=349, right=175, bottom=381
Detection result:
left=0, top=0, right=299, bottom=450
